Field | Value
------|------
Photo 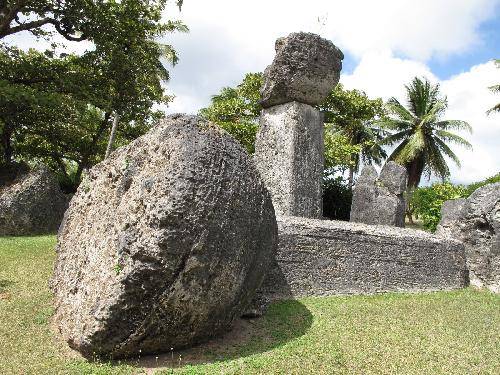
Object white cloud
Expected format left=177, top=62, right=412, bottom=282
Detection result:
left=343, top=56, right=499, bottom=184
left=162, top=0, right=499, bottom=114
left=441, top=61, right=500, bottom=184
left=4, top=1, right=499, bottom=182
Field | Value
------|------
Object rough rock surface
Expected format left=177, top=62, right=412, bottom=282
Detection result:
left=0, top=165, right=69, bottom=235
left=51, top=114, right=278, bottom=359
left=436, top=183, right=499, bottom=293
left=258, top=216, right=468, bottom=299
left=254, top=101, right=324, bottom=218
left=350, top=162, right=407, bottom=227
left=260, top=32, right=344, bottom=108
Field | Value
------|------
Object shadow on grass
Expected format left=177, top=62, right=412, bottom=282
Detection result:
left=120, top=299, right=313, bottom=370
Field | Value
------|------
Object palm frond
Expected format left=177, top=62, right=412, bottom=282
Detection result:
left=379, top=130, right=411, bottom=146
left=386, top=97, right=415, bottom=122
left=487, top=103, right=500, bottom=114
left=433, top=120, right=472, bottom=133
left=425, top=138, right=450, bottom=180
left=420, top=99, right=447, bottom=124
left=375, top=118, right=412, bottom=132
left=434, top=137, right=461, bottom=167
left=435, top=130, right=472, bottom=149
left=396, top=129, right=426, bottom=163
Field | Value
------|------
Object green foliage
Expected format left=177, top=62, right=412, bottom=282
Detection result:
left=323, top=126, right=361, bottom=174
left=464, top=172, right=500, bottom=197
left=322, top=176, right=352, bottom=221
left=411, top=182, right=467, bottom=232
left=379, top=77, right=472, bottom=188
left=319, top=84, right=387, bottom=183
left=0, top=1, right=187, bottom=190
left=200, top=73, right=263, bottom=153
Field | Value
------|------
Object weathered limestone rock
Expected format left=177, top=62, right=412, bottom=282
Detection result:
left=436, top=183, right=500, bottom=293
left=260, top=32, right=344, bottom=108
left=254, top=101, right=324, bottom=218
left=436, top=198, right=467, bottom=233
left=259, top=217, right=468, bottom=299
left=0, top=165, right=69, bottom=235
left=350, top=162, right=407, bottom=227
left=51, top=114, right=278, bottom=359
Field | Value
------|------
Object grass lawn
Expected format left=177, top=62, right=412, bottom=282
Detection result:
left=0, top=236, right=499, bottom=374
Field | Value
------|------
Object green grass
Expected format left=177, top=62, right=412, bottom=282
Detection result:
left=1, top=236, right=499, bottom=374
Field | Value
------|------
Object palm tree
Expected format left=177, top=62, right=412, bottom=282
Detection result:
left=341, top=123, right=388, bottom=187
left=378, top=77, right=472, bottom=189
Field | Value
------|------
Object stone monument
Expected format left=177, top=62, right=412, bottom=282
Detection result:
left=254, top=32, right=344, bottom=218
left=437, top=182, right=500, bottom=293
left=350, top=161, right=408, bottom=227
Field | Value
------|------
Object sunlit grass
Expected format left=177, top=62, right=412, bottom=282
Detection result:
left=1, top=235, right=499, bottom=374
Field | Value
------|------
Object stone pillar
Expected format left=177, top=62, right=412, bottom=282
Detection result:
left=254, top=32, right=343, bottom=218
left=255, top=102, right=324, bottom=217
left=350, top=161, right=407, bottom=227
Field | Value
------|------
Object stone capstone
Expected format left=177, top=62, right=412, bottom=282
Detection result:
left=254, top=101, right=324, bottom=218
left=51, top=114, right=278, bottom=359
left=260, top=32, right=344, bottom=108
left=258, top=216, right=468, bottom=299
left=0, top=165, right=69, bottom=235
left=436, top=183, right=500, bottom=293
left=350, top=162, right=407, bottom=227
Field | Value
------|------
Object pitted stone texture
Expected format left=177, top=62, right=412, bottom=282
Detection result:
left=0, top=165, right=68, bottom=235
left=436, top=198, right=467, bottom=233
left=260, top=32, right=344, bottom=108
left=51, top=114, right=278, bottom=359
left=350, top=162, right=407, bottom=227
left=254, top=102, right=324, bottom=218
left=436, top=183, right=500, bottom=293
left=258, top=217, right=467, bottom=299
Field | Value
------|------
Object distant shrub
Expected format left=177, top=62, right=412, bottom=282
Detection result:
left=464, top=172, right=500, bottom=197
left=323, top=177, right=352, bottom=221
left=411, top=183, right=466, bottom=232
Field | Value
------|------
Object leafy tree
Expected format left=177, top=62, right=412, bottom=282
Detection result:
left=318, top=84, right=386, bottom=187
left=199, top=73, right=262, bottom=153
left=379, top=77, right=472, bottom=189
left=487, top=59, right=500, bottom=114
left=0, top=1, right=187, bottom=190
left=0, top=0, right=184, bottom=41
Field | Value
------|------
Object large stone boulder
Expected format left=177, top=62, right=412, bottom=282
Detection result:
left=350, top=162, right=407, bottom=227
left=436, top=183, right=499, bottom=293
left=260, top=32, right=344, bottom=108
left=51, top=114, right=278, bottom=359
left=0, top=165, right=69, bottom=235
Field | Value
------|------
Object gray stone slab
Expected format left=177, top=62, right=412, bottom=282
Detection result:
left=259, top=217, right=468, bottom=299
left=350, top=162, right=407, bottom=227
left=254, top=101, right=324, bottom=218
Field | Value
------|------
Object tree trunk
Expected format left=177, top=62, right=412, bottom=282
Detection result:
left=75, top=111, right=112, bottom=183
left=348, top=167, right=354, bottom=188
left=105, top=112, right=120, bottom=159
left=405, top=155, right=425, bottom=189
left=1, top=122, right=14, bottom=165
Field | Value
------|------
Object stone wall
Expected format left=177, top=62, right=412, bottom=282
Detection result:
left=260, top=217, right=468, bottom=299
